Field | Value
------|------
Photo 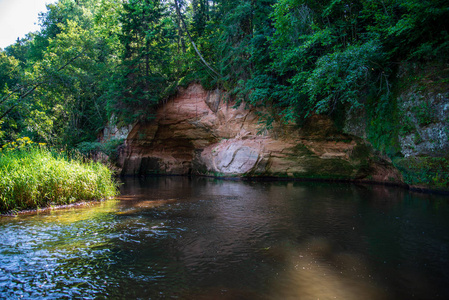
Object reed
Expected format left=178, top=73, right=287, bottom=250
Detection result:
left=0, top=146, right=117, bottom=213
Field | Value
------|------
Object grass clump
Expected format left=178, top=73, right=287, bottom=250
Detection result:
left=0, top=141, right=117, bottom=213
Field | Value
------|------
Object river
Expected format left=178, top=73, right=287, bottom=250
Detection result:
left=1, top=177, right=448, bottom=299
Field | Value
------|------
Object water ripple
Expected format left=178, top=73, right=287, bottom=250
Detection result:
left=0, top=178, right=448, bottom=299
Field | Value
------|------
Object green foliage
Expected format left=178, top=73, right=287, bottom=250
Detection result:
left=394, top=156, right=449, bottom=189
left=1, top=136, right=45, bottom=152
left=384, top=0, right=449, bottom=60
left=108, top=0, right=180, bottom=123
left=304, top=41, right=382, bottom=115
left=215, top=1, right=253, bottom=85
left=0, top=52, right=20, bottom=90
left=77, top=138, right=124, bottom=159
left=0, top=144, right=117, bottom=213
left=366, top=93, right=402, bottom=157
left=76, top=141, right=102, bottom=155
left=413, top=131, right=423, bottom=145
left=0, top=0, right=448, bottom=183
left=0, top=0, right=128, bottom=149
left=411, top=101, right=435, bottom=127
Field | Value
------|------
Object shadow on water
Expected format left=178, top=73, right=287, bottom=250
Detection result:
left=0, top=176, right=448, bottom=299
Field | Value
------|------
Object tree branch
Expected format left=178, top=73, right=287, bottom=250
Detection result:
left=0, top=51, right=85, bottom=122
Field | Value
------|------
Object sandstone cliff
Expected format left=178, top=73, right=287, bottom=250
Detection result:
left=115, top=84, right=401, bottom=183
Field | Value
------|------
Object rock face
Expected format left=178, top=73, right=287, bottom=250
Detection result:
left=341, top=63, right=449, bottom=190
left=397, top=90, right=449, bottom=157
left=118, top=84, right=401, bottom=183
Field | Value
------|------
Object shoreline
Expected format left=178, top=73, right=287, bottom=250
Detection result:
left=3, top=174, right=448, bottom=216
left=0, top=198, right=109, bottom=217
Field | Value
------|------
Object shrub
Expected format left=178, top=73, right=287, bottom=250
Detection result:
left=76, top=138, right=124, bottom=161
left=393, top=156, right=449, bottom=189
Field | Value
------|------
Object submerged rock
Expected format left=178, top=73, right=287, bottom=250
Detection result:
left=116, top=84, right=402, bottom=183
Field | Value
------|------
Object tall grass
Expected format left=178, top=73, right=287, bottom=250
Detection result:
left=0, top=147, right=117, bottom=213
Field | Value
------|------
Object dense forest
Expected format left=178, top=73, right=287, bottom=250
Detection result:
left=1, top=0, right=448, bottom=156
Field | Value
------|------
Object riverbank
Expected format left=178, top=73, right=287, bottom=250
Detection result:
left=0, top=147, right=117, bottom=213
left=2, top=171, right=447, bottom=217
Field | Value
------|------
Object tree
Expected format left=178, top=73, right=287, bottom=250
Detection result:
left=1, top=0, right=122, bottom=146
left=110, top=0, right=179, bottom=123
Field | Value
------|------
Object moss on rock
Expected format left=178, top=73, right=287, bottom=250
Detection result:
left=393, top=156, right=449, bottom=190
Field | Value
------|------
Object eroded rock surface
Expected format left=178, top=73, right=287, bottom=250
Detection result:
left=118, top=84, right=401, bottom=183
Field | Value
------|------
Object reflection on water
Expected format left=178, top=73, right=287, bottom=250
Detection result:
left=1, top=177, right=449, bottom=299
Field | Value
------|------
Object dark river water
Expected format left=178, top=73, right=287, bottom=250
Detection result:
left=1, top=177, right=449, bottom=300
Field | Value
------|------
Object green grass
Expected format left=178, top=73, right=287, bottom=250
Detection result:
left=0, top=147, right=118, bottom=213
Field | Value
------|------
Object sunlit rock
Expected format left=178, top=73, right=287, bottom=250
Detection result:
left=118, top=83, right=402, bottom=183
